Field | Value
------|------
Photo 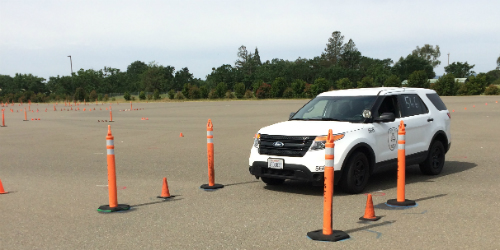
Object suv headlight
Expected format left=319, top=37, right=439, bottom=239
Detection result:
left=309, top=133, right=345, bottom=150
left=253, top=133, right=260, bottom=148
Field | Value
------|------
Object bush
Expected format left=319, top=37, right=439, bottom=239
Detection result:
left=174, top=91, right=185, bottom=100
left=89, top=90, right=98, bottom=101
left=270, top=77, right=287, bottom=98
left=36, top=92, right=46, bottom=103
left=168, top=89, right=175, bottom=100
left=291, top=79, right=306, bottom=98
left=215, top=82, right=228, bottom=98
left=225, top=91, right=235, bottom=99
left=103, top=94, right=109, bottom=101
left=457, top=74, right=488, bottom=95
left=147, top=94, right=153, bottom=100
left=234, top=82, right=246, bottom=99
left=74, top=87, right=87, bottom=101
left=357, top=77, right=373, bottom=88
left=139, top=91, right=146, bottom=100
left=123, top=91, right=131, bottom=101
left=407, top=70, right=430, bottom=88
left=111, top=97, right=116, bottom=101
left=256, top=83, right=271, bottom=99
left=282, top=87, right=294, bottom=98
left=384, top=75, right=401, bottom=87
left=182, top=83, right=190, bottom=98
left=200, top=86, right=209, bottom=99
left=484, top=84, right=500, bottom=95
left=336, top=78, right=352, bottom=90
left=189, top=86, right=201, bottom=99
left=153, top=89, right=160, bottom=100
left=98, top=93, right=103, bottom=101
left=244, top=90, right=254, bottom=99
left=208, top=89, right=218, bottom=99
left=433, top=74, right=457, bottom=96
left=131, top=96, right=136, bottom=101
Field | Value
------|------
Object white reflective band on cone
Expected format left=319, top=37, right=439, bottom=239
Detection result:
left=325, top=160, right=334, bottom=167
left=106, top=140, right=114, bottom=146
left=207, top=131, right=213, bottom=136
left=398, top=135, right=405, bottom=141
left=207, top=138, right=213, bottom=143
left=325, top=147, right=334, bottom=156
left=107, top=149, right=115, bottom=155
left=398, top=144, right=405, bottom=150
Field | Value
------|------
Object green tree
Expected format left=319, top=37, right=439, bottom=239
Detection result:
left=433, top=74, right=457, bottom=96
left=200, top=86, right=209, bottom=99
left=392, top=54, right=435, bottom=80
left=173, top=67, right=193, bottom=91
left=291, top=79, right=306, bottom=98
left=270, top=77, right=287, bottom=98
left=411, top=44, right=441, bottom=68
left=182, top=83, right=191, bottom=98
left=139, top=91, right=146, bottom=100
left=357, top=77, right=373, bottom=88
left=407, top=70, right=430, bottom=88
left=322, top=31, right=344, bottom=66
left=336, top=78, right=352, bottom=90
left=188, top=86, right=201, bottom=99
left=126, top=61, right=148, bottom=92
left=234, top=82, right=246, bottom=99
left=444, top=62, right=475, bottom=78
left=497, top=55, right=500, bottom=70
left=457, top=74, right=488, bottom=95
left=340, top=39, right=361, bottom=70
left=384, top=75, right=401, bottom=87
left=256, top=82, right=271, bottom=99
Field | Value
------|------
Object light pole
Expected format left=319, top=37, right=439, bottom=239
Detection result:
left=67, top=55, right=73, bottom=75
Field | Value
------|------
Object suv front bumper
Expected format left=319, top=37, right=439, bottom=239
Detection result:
left=249, top=161, right=341, bottom=186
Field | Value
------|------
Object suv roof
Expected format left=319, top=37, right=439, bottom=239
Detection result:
left=317, top=87, right=437, bottom=97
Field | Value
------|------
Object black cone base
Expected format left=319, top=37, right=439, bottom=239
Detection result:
left=386, top=199, right=416, bottom=207
left=157, top=195, right=176, bottom=199
left=97, top=204, right=130, bottom=213
left=200, top=183, right=224, bottom=190
left=307, top=229, right=350, bottom=242
left=23, top=120, right=29, bottom=121
left=1, top=125, right=6, bottom=127
left=359, top=216, right=381, bottom=221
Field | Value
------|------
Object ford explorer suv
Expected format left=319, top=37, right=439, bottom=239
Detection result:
left=249, top=87, right=451, bottom=194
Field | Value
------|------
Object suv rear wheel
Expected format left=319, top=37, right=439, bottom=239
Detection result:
left=419, top=140, right=445, bottom=175
left=261, top=177, right=285, bottom=185
left=339, top=152, right=370, bottom=194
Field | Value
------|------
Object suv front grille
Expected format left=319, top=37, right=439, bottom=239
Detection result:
left=258, top=134, right=315, bottom=157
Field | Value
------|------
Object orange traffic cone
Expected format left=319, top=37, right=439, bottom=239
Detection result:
left=360, top=194, right=381, bottom=221
left=0, top=178, right=8, bottom=194
left=157, top=177, right=174, bottom=199
left=179, top=132, right=184, bottom=137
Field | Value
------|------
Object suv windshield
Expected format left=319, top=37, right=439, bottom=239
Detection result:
left=291, top=96, right=377, bottom=123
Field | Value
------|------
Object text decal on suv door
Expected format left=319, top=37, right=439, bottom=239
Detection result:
left=388, top=127, right=397, bottom=151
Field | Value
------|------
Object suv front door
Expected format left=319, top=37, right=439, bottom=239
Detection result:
left=372, top=95, right=401, bottom=164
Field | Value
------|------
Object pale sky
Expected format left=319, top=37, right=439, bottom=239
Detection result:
left=1, top=0, right=499, bottom=81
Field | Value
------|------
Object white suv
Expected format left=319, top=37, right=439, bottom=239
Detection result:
left=249, top=87, right=451, bottom=194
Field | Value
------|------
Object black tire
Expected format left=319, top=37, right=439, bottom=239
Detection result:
left=419, top=140, right=445, bottom=175
left=261, top=177, right=285, bottom=185
left=339, top=152, right=370, bottom=194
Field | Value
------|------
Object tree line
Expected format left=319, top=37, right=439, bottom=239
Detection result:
left=1, top=31, right=499, bottom=103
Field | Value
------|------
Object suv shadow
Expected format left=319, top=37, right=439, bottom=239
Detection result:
left=263, top=161, right=477, bottom=196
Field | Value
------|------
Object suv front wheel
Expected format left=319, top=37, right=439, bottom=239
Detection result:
left=419, top=140, right=445, bottom=175
left=339, top=152, right=370, bottom=194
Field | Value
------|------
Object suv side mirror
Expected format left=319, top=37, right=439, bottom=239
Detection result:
left=374, top=112, right=395, bottom=122
left=289, top=112, right=296, bottom=119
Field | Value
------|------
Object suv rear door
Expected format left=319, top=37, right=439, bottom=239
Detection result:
left=397, top=93, right=432, bottom=158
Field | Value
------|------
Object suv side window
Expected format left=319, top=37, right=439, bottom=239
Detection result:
left=398, top=94, right=428, bottom=117
left=376, top=96, right=401, bottom=118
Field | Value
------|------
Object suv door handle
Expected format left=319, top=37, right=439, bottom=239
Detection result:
left=427, top=118, right=434, bottom=122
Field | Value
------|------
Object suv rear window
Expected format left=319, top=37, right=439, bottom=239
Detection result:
left=426, top=93, right=447, bottom=111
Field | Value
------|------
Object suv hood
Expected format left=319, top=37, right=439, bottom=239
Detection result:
left=258, top=120, right=366, bottom=136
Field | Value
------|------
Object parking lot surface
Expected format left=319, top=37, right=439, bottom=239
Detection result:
left=1, top=96, right=499, bottom=249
